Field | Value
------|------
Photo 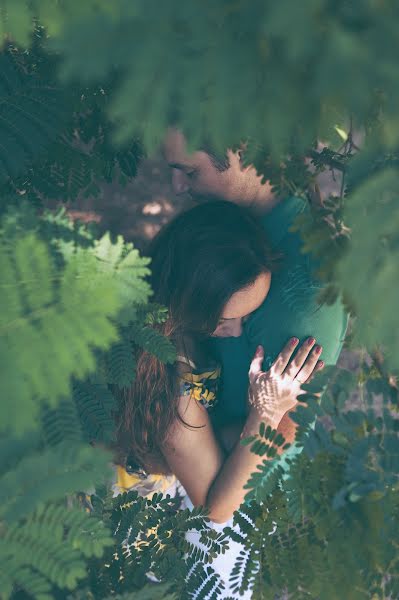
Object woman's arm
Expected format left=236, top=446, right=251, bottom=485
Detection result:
left=216, top=420, right=246, bottom=454
left=162, top=338, right=322, bottom=524
left=161, top=395, right=276, bottom=524
left=216, top=410, right=298, bottom=456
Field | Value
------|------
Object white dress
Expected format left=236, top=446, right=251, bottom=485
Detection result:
left=180, top=484, right=256, bottom=599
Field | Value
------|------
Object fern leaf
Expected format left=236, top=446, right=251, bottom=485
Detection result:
left=1, top=503, right=113, bottom=597
left=93, top=232, right=152, bottom=324
left=0, top=441, right=112, bottom=522
left=104, top=331, right=137, bottom=387
left=229, top=546, right=259, bottom=597
left=129, top=322, right=176, bottom=364
left=0, top=232, right=121, bottom=433
left=72, top=380, right=116, bottom=444
left=0, top=430, right=41, bottom=476
left=183, top=562, right=225, bottom=600
left=135, top=302, right=169, bottom=326
left=40, top=398, right=84, bottom=446
left=0, top=554, right=52, bottom=600
left=0, top=51, right=66, bottom=183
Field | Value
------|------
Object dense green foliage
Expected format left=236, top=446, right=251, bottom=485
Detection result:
left=0, top=1, right=398, bottom=599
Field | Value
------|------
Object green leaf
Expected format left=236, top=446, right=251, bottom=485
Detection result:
left=0, top=51, right=66, bottom=183
left=0, top=232, right=120, bottom=433
left=240, top=435, right=256, bottom=446
left=338, top=169, right=399, bottom=369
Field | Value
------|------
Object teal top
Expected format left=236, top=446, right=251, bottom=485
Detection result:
left=209, top=196, right=348, bottom=430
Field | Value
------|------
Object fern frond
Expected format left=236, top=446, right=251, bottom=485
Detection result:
left=182, top=562, right=225, bottom=600
left=72, top=380, right=116, bottom=444
left=0, top=200, right=95, bottom=264
left=104, top=330, right=137, bottom=388
left=129, top=322, right=176, bottom=364
left=33, top=138, right=96, bottom=203
left=0, top=231, right=120, bottom=433
left=0, top=50, right=66, bottom=184
left=135, top=302, right=169, bottom=326
left=0, top=554, right=52, bottom=600
left=0, top=430, right=41, bottom=476
left=228, top=546, right=260, bottom=598
left=40, top=398, right=83, bottom=446
left=1, top=503, right=113, bottom=598
left=93, top=233, right=152, bottom=325
left=0, top=441, right=112, bottom=522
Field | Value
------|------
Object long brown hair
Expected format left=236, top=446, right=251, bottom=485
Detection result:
left=115, top=200, right=277, bottom=474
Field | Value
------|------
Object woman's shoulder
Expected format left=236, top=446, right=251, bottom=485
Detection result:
left=176, top=353, right=221, bottom=410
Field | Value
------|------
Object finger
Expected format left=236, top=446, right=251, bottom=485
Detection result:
left=296, top=346, right=323, bottom=383
left=284, top=337, right=316, bottom=379
left=248, top=345, right=264, bottom=385
left=296, top=371, right=321, bottom=407
left=296, top=361, right=325, bottom=405
left=303, top=359, right=325, bottom=384
left=270, top=337, right=299, bottom=375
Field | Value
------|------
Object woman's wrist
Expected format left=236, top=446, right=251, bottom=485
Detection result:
left=241, top=407, right=280, bottom=439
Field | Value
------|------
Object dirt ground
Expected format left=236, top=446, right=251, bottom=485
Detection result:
left=61, top=154, right=197, bottom=253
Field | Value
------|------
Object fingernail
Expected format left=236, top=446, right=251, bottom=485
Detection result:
left=290, top=337, right=299, bottom=346
left=307, top=337, right=315, bottom=346
left=318, top=360, right=324, bottom=368
left=256, top=345, right=263, bottom=354
left=314, top=345, right=322, bottom=354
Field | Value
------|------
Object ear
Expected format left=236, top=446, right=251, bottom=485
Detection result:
left=237, top=141, right=248, bottom=162
left=226, top=147, right=241, bottom=167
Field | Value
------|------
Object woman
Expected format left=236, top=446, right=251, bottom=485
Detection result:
left=113, top=200, right=324, bottom=520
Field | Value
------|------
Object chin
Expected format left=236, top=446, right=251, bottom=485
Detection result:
left=212, top=331, right=241, bottom=338
left=190, top=190, right=228, bottom=204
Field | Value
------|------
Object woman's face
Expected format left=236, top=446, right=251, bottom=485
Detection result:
left=211, top=272, right=271, bottom=337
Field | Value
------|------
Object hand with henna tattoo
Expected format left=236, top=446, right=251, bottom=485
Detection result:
left=247, top=336, right=324, bottom=429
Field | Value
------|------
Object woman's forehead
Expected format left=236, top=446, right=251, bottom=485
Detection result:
left=221, top=272, right=271, bottom=319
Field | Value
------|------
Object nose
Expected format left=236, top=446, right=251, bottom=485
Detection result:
left=171, top=168, right=190, bottom=195
left=229, top=319, right=243, bottom=337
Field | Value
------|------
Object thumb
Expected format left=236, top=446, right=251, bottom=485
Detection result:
left=249, top=345, right=264, bottom=384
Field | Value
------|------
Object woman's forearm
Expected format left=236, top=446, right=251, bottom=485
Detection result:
left=205, top=408, right=281, bottom=524
left=206, top=338, right=320, bottom=523
left=216, top=410, right=298, bottom=456
left=216, top=419, right=246, bottom=454
left=275, top=410, right=298, bottom=453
